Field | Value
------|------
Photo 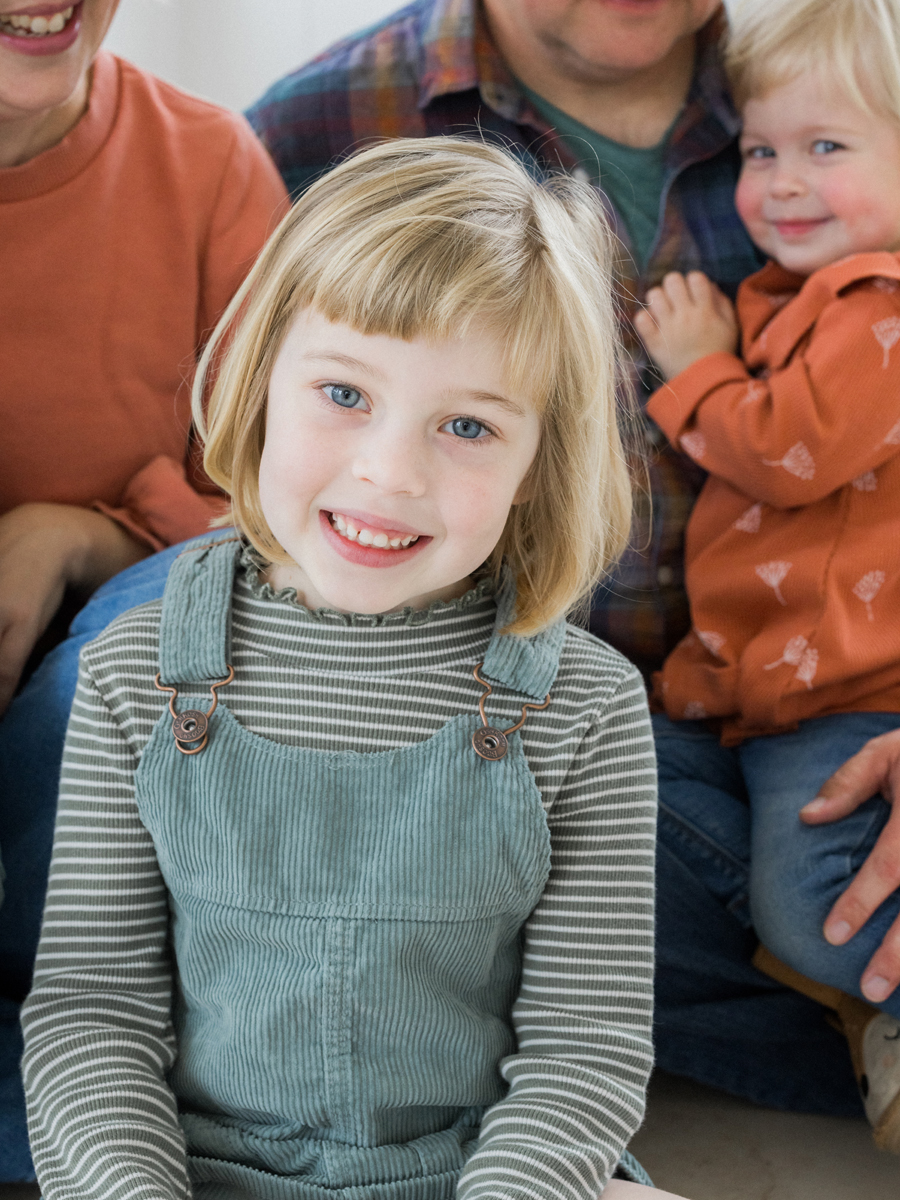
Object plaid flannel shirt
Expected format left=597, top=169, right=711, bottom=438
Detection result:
left=247, top=0, right=763, bottom=676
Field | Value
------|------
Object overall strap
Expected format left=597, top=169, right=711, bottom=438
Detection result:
left=158, top=537, right=243, bottom=685
left=480, top=568, right=567, bottom=701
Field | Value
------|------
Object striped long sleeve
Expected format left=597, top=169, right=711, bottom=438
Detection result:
left=459, top=666, right=656, bottom=1200
left=21, top=660, right=190, bottom=1199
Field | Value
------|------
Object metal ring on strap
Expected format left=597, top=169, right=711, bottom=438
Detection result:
left=470, top=662, right=550, bottom=760
left=153, top=665, right=235, bottom=755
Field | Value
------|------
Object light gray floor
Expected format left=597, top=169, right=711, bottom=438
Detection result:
left=3, top=1072, right=896, bottom=1200
left=629, top=1072, right=898, bottom=1198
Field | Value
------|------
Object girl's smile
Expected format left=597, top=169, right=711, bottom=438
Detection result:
left=258, top=309, right=541, bottom=615
left=321, top=509, right=429, bottom=565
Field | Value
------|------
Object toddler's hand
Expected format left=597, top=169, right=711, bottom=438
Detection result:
left=634, top=271, right=739, bottom=381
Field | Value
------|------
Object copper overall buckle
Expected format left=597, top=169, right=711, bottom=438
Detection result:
left=153, top=665, right=235, bottom=754
left=471, top=662, right=550, bottom=760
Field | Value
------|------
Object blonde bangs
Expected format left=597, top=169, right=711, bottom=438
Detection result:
left=195, top=137, right=634, bottom=635
left=726, top=0, right=900, bottom=123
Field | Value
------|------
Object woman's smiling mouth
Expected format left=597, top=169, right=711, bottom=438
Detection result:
left=0, top=4, right=76, bottom=37
left=0, top=2, right=82, bottom=53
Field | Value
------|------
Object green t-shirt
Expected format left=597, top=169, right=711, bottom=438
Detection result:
left=519, top=82, right=671, bottom=268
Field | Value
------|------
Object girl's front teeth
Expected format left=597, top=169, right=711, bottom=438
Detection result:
left=331, top=513, right=418, bottom=549
left=0, top=6, right=74, bottom=35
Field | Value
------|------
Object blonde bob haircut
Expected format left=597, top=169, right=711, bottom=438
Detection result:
left=726, top=0, right=900, bottom=121
left=194, top=137, right=634, bottom=636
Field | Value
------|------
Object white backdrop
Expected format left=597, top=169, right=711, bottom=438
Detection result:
left=105, top=0, right=402, bottom=113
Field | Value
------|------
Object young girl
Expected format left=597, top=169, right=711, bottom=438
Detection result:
left=21, top=139, right=672, bottom=1200
left=635, top=0, right=900, bottom=1152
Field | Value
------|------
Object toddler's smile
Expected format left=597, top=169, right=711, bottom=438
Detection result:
left=736, top=74, right=900, bottom=276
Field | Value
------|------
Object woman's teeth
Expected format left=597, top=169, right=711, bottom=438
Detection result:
left=330, top=513, right=418, bottom=549
left=0, top=6, right=74, bottom=35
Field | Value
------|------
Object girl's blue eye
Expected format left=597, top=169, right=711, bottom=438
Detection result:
left=323, top=384, right=364, bottom=409
left=812, top=139, right=842, bottom=154
left=448, top=417, right=488, bottom=440
left=746, top=145, right=776, bottom=160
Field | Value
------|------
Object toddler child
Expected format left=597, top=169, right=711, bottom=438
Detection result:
left=635, top=0, right=900, bottom=1153
left=21, top=138, right=679, bottom=1200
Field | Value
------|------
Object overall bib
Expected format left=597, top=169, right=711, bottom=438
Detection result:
left=134, top=540, right=647, bottom=1199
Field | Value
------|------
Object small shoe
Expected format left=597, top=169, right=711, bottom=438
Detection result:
left=860, top=1012, right=900, bottom=1154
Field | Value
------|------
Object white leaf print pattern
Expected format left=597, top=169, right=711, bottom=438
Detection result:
left=763, top=442, right=816, bottom=480
left=734, top=503, right=762, bottom=533
left=764, top=635, right=808, bottom=670
left=680, top=431, right=706, bottom=459
left=756, top=560, right=792, bottom=606
left=873, top=278, right=900, bottom=294
left=853, top=570, right=886, bottom=621
left=852, top=471, right=877, bottom=492
left=684, top=701, right=708, bottom=719
left=884, top=419, right=900, bottom=446
left=740, top=381, right=767, bottom=407
left=696, top=630, right=726, bottom=658
left=873, top=317, right=900, bottom=368
left=795, top=648, right=819, bottom=690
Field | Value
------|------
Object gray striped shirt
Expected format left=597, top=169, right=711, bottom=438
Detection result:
left=22, top=559, right=657, bottom=1200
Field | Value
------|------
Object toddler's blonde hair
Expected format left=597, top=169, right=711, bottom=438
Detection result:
left=194, top=137, right=633, bottom=636
left=726, top=0, right=900, bottom=120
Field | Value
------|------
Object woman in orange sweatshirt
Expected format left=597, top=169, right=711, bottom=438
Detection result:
left=0, top=0, right=286, bottom=1179
left=635, top=0, right=900, bottom=1152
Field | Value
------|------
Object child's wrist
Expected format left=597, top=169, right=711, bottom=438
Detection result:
left=659, top=344, right=738, bottom=381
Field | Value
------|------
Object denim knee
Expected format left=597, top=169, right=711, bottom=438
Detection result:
left=749, top=866, right=835, bottom=982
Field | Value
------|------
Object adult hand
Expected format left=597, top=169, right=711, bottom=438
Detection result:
left=0, top=502, right=148, bottom=715
left=800, top=731, right=900, bottom=1004
left=634, top=270, right=739, bottom=380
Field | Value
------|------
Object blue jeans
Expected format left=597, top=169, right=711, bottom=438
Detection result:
left=654, top=711, right=900, bottom=1112
left=0, top=538, right=199, bottom=1180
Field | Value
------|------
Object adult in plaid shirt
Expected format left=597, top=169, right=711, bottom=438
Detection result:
left=244, top=0, right=863, bottom=1118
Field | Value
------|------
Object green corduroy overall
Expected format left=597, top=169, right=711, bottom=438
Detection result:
left=135, top=539, right=648, bottom=1199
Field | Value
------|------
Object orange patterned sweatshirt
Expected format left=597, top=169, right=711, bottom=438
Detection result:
left=646, top=253, right=900, bottom=744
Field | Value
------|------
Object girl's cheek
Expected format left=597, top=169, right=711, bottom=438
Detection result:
left=734, top=172, right=762, bottom=231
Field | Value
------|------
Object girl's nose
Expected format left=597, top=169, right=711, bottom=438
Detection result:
left=352, top=428, right=427, bottom=497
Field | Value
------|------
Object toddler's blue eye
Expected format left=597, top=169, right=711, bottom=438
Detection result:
left=324, top=384, right=364, bottom=409
left=746, top=145, right=776, bottom=159
left=812, top=139, right=842, bottom=154
left=449, top=417, right=487, bottom=439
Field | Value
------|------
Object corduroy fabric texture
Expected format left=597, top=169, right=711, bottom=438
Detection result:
left=147, top=540, right=558, bottom=1196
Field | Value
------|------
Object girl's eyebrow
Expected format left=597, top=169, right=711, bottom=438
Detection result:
left=300, top=350, right=388, bottom=382
left=464, top=390, right=526, bottom=417
left=299, top=350, right=524, bottom=416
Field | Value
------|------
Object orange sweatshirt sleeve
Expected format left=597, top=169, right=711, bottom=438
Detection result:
left=195, top=114, right=289, bottom=343
left=96, top=118, right=288, bottom=552
left=646, top=282, right=900, bottom=509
